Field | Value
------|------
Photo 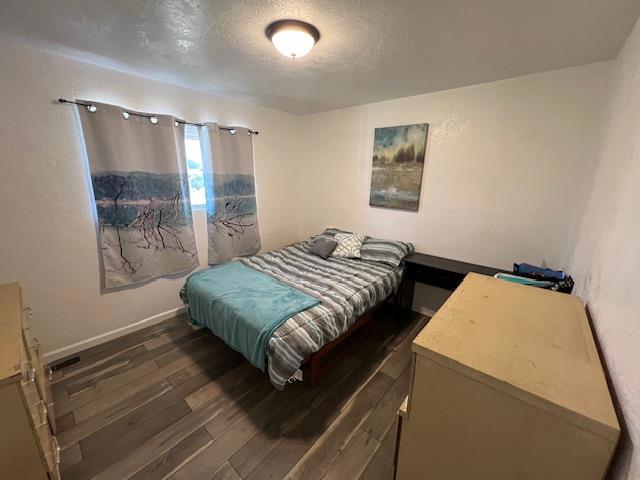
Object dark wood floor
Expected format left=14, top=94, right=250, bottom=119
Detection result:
left=52, top=304, right=428, bottom=480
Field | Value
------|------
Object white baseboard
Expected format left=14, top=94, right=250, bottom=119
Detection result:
left=42, top=306, right=187, bottom=364
left=43, top=302, right=432, bottom=365
left=415, top=306, right=437, bottom=318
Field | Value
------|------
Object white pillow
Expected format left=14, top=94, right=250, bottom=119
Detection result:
left=332, top=233, right=365, bottom=258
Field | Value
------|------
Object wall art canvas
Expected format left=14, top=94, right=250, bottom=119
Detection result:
left=369, top=123, right=428, bottom=211
left=78, top=102, right=198, bottom=289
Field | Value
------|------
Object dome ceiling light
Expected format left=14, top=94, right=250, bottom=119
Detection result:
left=266, top=19, right=320, bottom=59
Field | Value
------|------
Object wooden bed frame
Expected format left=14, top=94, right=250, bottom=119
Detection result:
left=302, top=299, right=387, bottom=387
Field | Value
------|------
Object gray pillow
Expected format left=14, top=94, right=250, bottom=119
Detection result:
left=309, top=238, right=338, bottom=259
left=360, top=237, right=415, bottom=267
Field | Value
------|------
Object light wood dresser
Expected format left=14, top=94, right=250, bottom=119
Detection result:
left=396, top=273, right=620, bottom=480
left=0, top=283, right=60, bottom=480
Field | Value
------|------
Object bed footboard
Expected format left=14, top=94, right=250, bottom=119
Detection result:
left=303, top=300, right=386, bottom=386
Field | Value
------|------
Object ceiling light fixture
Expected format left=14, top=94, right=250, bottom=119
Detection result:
left=266, top=19, right=320, bottom=59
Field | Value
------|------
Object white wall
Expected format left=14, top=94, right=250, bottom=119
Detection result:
left=0, top=40, right=303, bottom=358
left=296, top=63, right=612, bottom=313
left=0, top=39, right=622, bottom=395
left=568, top=17, right=640, bottom=479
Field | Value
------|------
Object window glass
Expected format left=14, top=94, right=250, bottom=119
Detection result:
left=184, top=125, right=205, bottom=207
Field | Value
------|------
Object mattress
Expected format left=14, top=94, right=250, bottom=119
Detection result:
left=239, top=237, right=404, bottom=389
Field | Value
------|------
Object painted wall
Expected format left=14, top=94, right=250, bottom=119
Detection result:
left=0, top=40, right=302, bottom=358
left=296, top=62, right=612, bottom=313
left=297, top=63, right=610, bottom=267
left=567, top=17, right=640, bottom=479
left=0, top=39, right=619, bottom=376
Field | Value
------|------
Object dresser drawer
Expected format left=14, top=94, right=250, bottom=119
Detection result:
left=1, top=284, right=58, bottom=480
left=23, top=332, right=43, bottom=371
left=20, top=379, right=46, bottom=432
left=18, top=316, right=60, bottom=477
left=20, top=378, right=60, bottom=478
left=22, top=310, right=57, bottom=432
left=35, top=419, right=60, bottom=474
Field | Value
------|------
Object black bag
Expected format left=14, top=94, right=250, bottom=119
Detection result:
left=513, top=263, right=574, bottom=294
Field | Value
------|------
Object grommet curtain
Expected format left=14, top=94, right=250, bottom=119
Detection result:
left=201, top=123, right=261, bottom=264
left=77, top=101, right=198, bottom=288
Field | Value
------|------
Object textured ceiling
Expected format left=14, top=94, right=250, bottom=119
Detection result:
left=0, top=0, right=638, bottom=115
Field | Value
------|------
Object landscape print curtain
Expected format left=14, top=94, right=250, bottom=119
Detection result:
left=201, top=123, right=261, bottom=264
left=78, top=101, right=198, bottom=288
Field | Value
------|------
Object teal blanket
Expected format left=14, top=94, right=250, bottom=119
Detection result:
left=184, top=261, right=320, bottom=371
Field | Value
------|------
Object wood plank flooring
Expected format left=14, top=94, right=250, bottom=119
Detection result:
left=52, top=304, right=428, bottom=480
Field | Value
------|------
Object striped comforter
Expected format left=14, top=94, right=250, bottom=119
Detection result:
left=239, top=237, right=404, bottom=389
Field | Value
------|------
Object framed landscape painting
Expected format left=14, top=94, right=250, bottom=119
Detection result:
left=369, top=123, right=428, bottom=211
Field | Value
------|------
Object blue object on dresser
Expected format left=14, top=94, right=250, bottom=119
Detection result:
left=514, top=263, right=565, bottom=280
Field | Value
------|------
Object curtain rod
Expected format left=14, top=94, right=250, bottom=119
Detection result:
left=57, top=98, right=259, bottom=135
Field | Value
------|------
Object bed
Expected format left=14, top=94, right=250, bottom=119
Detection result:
left=181, top=229, right=413, bottom=389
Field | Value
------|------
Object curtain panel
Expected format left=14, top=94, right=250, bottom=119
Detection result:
left=201, top=123, right=261, bottom=264
left=78, top=101, right=198, bottom=288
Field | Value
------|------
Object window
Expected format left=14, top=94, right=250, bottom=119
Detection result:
left=184, top=124, right=205, bottom=207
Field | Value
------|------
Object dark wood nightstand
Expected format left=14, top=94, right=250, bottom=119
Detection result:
left=397, top=253, right=507, bottom=310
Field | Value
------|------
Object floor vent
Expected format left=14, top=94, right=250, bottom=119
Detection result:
left=50, top=356, right=81, bottom=371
